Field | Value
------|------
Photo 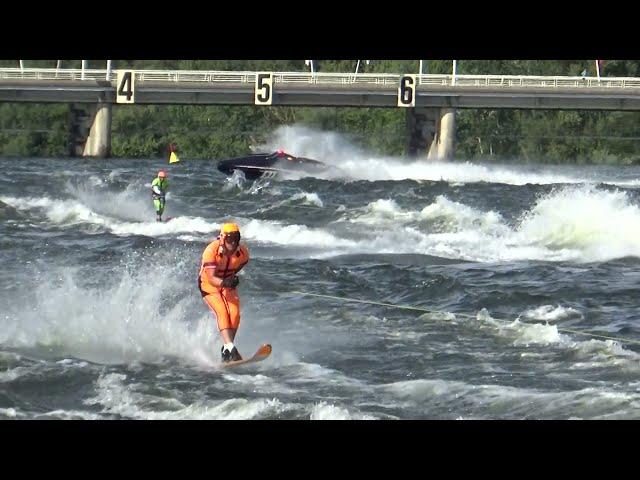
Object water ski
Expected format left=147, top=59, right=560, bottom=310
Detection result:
left=221, top=343, right=272, bottom=368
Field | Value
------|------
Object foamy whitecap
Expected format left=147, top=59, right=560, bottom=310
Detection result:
left=522, top=305, right=582, bottom=322
left=515, top=185, right=640, bottom=261
left=289, top=192, right=324, bottom=208
left=0, top=366, right=29, bottom=383
left=310, top=402, right=376, bottom=420
left=0, top=257, right=221, bottom=365
left=379, top=378, right=640, bottom=419
left=241, top=218, right=356, bottom=248
left=0, top=408, right=19, bottom=418
left=84, top=373, right=299, bottom=419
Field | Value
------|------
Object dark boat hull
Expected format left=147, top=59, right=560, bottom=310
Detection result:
left=217, top=152, right=328, bottom=180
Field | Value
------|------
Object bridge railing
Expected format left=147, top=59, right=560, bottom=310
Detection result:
left=133, top=70, right=402, bottom=86
left=0, top=68, right=113, bottom=81
left=2, top=68, right=640, bottom=89
left=447, top=74, right=640, bottom=88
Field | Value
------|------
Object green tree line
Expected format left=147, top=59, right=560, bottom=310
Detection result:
left=1, top=59, right=640, bottom=164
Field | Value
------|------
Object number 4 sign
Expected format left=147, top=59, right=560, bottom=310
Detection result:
left=116, top=71, right=136, bottom=104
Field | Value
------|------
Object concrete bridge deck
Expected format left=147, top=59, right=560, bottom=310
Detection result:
left=2, top=69, right=640, bottom=110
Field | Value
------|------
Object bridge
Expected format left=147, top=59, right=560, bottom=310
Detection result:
left=3, top=68, right=640, bottom=158
left=3, top=68, right=640, bottom=109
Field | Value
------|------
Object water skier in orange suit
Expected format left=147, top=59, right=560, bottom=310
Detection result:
left=198, top=222, right=250, bottom=362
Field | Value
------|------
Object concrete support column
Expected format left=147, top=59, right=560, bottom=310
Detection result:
left=437, top=108, right=456, bottom=160
left=406, top=107, right=456, bottom=160
left=82, top=102, right=112, bottom=158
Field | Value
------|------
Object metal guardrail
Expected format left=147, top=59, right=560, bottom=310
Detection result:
left=0, top=68, right=110, bottom=81
left=132, top=71, right=403, bottom=86
left=2, top=68, right=640, bottom=89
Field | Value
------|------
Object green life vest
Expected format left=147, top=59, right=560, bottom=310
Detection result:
left=151, top=177, right=168, bottom=194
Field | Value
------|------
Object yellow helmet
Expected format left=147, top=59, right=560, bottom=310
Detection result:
left=220, top=222, right=240, bottom=234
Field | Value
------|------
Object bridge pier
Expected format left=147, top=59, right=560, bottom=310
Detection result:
left=406, top=107, right=456, bottom=160
left=437, top=108, right=456, bottom=160
left=68, top=103, right=112, bottom=158
left=83, top=102, right=112, bottom=158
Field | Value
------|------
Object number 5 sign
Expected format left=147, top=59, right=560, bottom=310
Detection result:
left=116, top=71, right=136, bottom=104
left=255, top=73, right=273, bottom=105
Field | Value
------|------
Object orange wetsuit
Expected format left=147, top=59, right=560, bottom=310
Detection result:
left=198, top=238, right=250, bottom=331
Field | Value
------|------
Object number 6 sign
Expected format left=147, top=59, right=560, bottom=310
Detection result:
left=398, top=75, right=416, bottom=107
